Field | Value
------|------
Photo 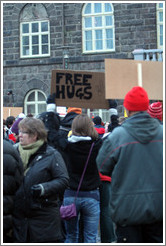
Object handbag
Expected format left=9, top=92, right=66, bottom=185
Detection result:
left=60, top=142, right=94, bottom=220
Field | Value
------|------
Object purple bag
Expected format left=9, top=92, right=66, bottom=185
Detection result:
left=60, top=203, right=77, bottom=220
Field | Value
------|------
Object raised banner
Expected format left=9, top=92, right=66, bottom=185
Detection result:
left=105, top=59, right=163, bottom=100
left=51, top=70, right=109, bottom=109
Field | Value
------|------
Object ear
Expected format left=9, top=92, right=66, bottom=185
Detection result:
left=32, top=133, right=38, bottom=142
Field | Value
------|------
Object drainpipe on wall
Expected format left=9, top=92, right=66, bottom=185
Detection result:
left=62, top=3, right=65, bottom=47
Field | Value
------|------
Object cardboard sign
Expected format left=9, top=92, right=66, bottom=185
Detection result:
left=51, top=70, right=109, bottom=109
left=105, top=59, right=163, bottom=100
left=3, top=107, right=23, bottom=119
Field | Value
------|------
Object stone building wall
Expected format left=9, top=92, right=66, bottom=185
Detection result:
left=3, top=3, right=157, bottom=109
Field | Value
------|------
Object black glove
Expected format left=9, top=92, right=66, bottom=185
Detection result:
left=31, top=184, right=44, bottom=198
left=108, top=99, right=117, bottom=108
left=46, top=93, right=56, bottom=104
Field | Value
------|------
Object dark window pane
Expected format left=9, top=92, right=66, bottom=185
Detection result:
left=22, top=23, right=29, bottom=33
left=42, top=35, right=48, bottom=44
left=23, top=36, right=29, bottom=45
left=41, top=22, right=48, bottom=32
left=32, top=36, right=39, bottom=44
left=32, top=23, right=38, bottom=33
left=32, top=46, right=39, bottom=55
left=42, top=45, right=48, bottom=54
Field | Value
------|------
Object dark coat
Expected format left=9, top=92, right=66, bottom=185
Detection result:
left=13, top=143, right=69, bottom=243
left=38, top=111, right=61, bottom=148
left=66, top=138, right=102, bottom=191
left=3, top=139, right=23, bottom=242
left=97, top=112, right=163, bottom=226
left=57, top=112, right=80, bottom=166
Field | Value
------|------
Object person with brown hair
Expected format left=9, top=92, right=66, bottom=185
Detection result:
left=13, top=117, right=69, bottom=243
left=63, top=114, right=102, bottom=243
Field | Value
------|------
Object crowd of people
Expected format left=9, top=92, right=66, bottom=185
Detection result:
left=3, top=86, right=163, bottom=243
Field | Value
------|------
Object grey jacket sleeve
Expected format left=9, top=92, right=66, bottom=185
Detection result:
left=96, top=133, right=117, bottom=177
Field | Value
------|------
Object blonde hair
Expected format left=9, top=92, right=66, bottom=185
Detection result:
left=72, top=114, right=98, bottom=140
left=19, top=117, right=47, bottom=142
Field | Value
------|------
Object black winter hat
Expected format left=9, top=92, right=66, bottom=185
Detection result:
left=93, top=116, right=102, bottom=125
left=46, top=93, right=56, bottom=104
left=108, top=99, right=117, bottom=108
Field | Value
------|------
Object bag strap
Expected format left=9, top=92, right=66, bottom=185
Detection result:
left=75, top=142, right=95, bottom=200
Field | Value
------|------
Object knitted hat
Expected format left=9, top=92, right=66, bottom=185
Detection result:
left=11, top=118, right=23, bottom=135
left=18, top=113, right=26, bottom=119
left=93, top=116, right=102, bottom=125
left=67, top=107, right=82, bottom=114
left=123, top=86, right=149, bottom=111
left=147, top=102, right=162, bottom=121
left=47, top=103, right=56, bottom=112
left=46, top=94, right=56, bottom=112
left=109, top=108, right=118, bottom=117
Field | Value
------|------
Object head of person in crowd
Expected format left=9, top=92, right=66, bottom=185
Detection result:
left=18, top=117, right=47, bottom=147
left=26, top=113, right=34, bottom=117
left=72, top=114, right=98, bottom=141
left=93, top=116, right=102, bottom=126
left=108, top=100, right=120, bottom=132
left=123, top=86, right=149, bottom=117
left=67, top=107, right=82, bottom=115
left=93, top=116, right=105, bottom=137
left=147, top=101, right=163, bottom=122
left=46, top=93, right=57, bottom=112
left=60, top=107, right=82, bottom=129
left=11, top=113, right=26, bottom=142
left=5, top=116, right=15, bottom=129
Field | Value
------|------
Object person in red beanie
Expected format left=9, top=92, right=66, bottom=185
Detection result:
left=147, top=101, right=163, bottom=123
left=97, top=86, right=163, bottom=243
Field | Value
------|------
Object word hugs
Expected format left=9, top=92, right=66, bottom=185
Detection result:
left=55, top=72, right=93, bottom=100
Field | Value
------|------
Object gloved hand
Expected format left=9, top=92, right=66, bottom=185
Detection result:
left=31, top=184, right=44, bottom=198
left=108, top=99, right=117, bottom=108
left=46, top=93, right=56, bottom=104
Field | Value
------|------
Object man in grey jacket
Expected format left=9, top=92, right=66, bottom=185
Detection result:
left=97, top=86, right=163, bottom=243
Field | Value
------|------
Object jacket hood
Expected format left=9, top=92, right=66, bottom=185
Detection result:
left=122, top=112, right=161, bottom=144
left=61, top=112, right=78, bottom=128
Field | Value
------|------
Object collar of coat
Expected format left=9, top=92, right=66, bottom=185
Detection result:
left=68, top=135, right=92, bottom=143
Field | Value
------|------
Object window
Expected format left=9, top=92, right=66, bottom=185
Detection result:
left=87, top=109, right=110, bottom=123
left=20, top=4, right=50, bottom=58
left=82, top=3, right=115, bottom=53
left=24, top=90, right=47, bottom=116
left=156, top=3, right=163, bottom=49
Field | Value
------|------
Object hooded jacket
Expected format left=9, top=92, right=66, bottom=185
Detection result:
left=97, top=112, right=163, bottom=226
left=66, top=136, right=102, bottom=191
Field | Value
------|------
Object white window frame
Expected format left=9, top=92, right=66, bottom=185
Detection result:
left=82, top=3, right=115, bottom=54
left=24, top=89, right=47, bottom=116
left=87, top=109, right=110, bottom=123
left=156, top=3, right=163, bottom=49
left=20, top=20, right=50, bottom=58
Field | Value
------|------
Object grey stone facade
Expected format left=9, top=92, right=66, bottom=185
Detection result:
left=3, top=3, right=158, bottom=110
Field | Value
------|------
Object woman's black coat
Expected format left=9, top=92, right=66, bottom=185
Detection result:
left=3, top=139, right=23, bottom=242
left=13, top=143, right=69, bottom=243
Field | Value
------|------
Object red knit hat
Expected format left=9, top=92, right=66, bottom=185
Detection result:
left=147, top=102, right=162, bottom=121
left=123, top=86, right=149, bottom=111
